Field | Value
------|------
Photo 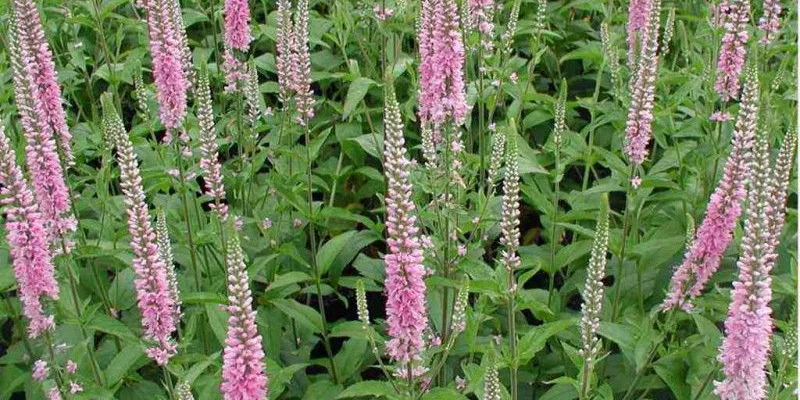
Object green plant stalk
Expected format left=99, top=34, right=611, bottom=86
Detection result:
left=691, top=369, right=717, bottom=400
left=508, top=273, right=518, bottom=400
left=162, top=365, right=176, bottom=400
left=174, top=139, right=206, bottom=287
left=91, top=0, right=119, bottom=108
left=60, top=240, right=104, bottom=386
left=579, top=356, right=593, bottom=400
left=611, top=165, right=636, bottom=321
left=303, top=122, right=340, bottom=384
left=548, top=143, right=561, bottom=307
left=583, top=62, right=606, bottom=191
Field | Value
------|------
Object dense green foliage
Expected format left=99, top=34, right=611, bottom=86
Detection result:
left=0, top=0, right=796, bottom=399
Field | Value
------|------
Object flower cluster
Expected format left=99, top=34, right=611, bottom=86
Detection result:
left=714, top=0, right=750, bottom=101
left=0, top=126, right=60, bottom=338
left=223, top=0, right=252, bottom=51
left=276, top=0, right=314, bottom=124
left=11, top=0, right=73, bottom=166
left=221, top=234, right=269, bottom=400
left=103, top=94, right=178, bottom=365
left=138, top=0, right=190, bottom=129
left=714, top=129, right=795, bottom=400
left=156, top=210, right=182, bottom=321
left=662, top=68, right=758, bottom=311
left=196, top=70, right=230, bottom=221
left=578, top=199, right=609, bottom=366
left=499, top=135, right=521, bottom=277
left=467, top=0, right=495, bottom=51
left=623, top=0, right=661, bottom=165
left=8, top=12, right=76, bottom=249
left=383, top=85, right=429, bottom=366
left=418, top=0, right=469, bottom=126
left=758, top=0, right=781, bottom=44
left=626, top=0, right=652, bottom=68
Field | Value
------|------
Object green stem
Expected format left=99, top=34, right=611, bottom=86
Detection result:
left=303, top=122, right=340, bottom=384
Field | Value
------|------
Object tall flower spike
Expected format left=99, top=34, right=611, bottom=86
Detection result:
left=600, top=21, right=620, bottom=88
left=714, top=127, right=794, bottom=400
left=626, top=0, right=652, bottom=68
left=662, top=68, right=758, bottom=311
left=177, top=382, right=196, bottom=400
left=0, top=126, right=60, bottom=338
left=483, top=358, right=502, bottom=400
left=275, top=0, right=294, bottom=105
left=220, top=234, right=269, bottom=400
left=356, top=280, right=370, bottom=326
left=758, top=0, right=781, bottom=44
left=765, top=130, right=795, bottom=248
left=501, top=0, right=521, bottom=55
left=196, top=70, right=229, bottom=221
left=223, top=0, right=252, bottom=51
left=578, top=196, right=609, bottom=367
left=8, top=14, right=76, bottom=249
left=11, top=0, right=73, bottom=167
left=383, top=84, right=429, bottom=366
left=450, top=281, right=469, bottom=333
left=714, top=0, right=750, bottom=101
left=167, top=0, right=194, bottom=86
left=292, top=0, right=315, bottom=124
left=499, top=134, right=521, bottom=279
left=243, top=64, right=263, bottom=127
left=103, top=94, right=178, bottom=365
left=418, top=0, right=469, bottom=126
left=623, top=0, right=661, bottom=165
left=467, top=0, right=495, bottom=51
left=156, top=210, right=181, bottom=321
left=486, top=127, right=507, bottom=186
left=138, top=0, right=190, bottom=129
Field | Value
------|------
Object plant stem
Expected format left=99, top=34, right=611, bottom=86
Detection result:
left=611, top=165, right=636, bottom=321
left=303, top=122, right=340, bottom=384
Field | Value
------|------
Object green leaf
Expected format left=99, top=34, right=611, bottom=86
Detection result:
left=336, top=381, right=398, bottom=399
left=342, top=78, right=375, bottom=119
left=182, top=292, right=227, bottom=305
left=270, top=298, right=324, bottom=333
left=87, top=313, right=139, bottom=343
left=317, top=230, right=359, bottom=275
left=206, top=303, right=228, bottom=344
left=653, top=352, right=691, bottom=400
left=517, top=319, right=574, bottom=362
left=420, top=388, right=469, bottom=400
left=265, top=271, right=313, bottom=293
left=333, top=339, right=368, bottom=383
left=105, top=344, right=146, bottom=386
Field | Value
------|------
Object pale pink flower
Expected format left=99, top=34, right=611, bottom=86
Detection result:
left=714, top=0, right=750, bottom=101
left=623, top=0, right=661, bottom=165
left=373, top=4, right=394, bottom=21
left=662, top=69, right=758, bottom=311
left=223, top=0, right=252, bottom=51
left=138, top=0, right=190, bottom=129
left=418, top=0, right=469, bottom=126
left=626, top=0, right=652, bottom=68
left=262, top=218, right=272, bottom=230
left=293, top=218, right=303, bottom=228
left=32, top=360, right=49, bottom=381
left=714, top=130, right=794, bottom=399
left=291, top=0, right=315, bottom=124
left=710, top=110, right=733, bottom=122
left=221, top=235, right=269, bottom=400
left=65, top=360, right=77, bottom=374
left=757, top=0, right=781, bottom=44
left=383, top=86, right=429, bottom=365
left=631, top=176, right=642, bottom=189
left=69, top=381, right=83, bottom=394
left=0, top=127, right=60, bottom=338
left=47, top=388, right=62, bottom=400
left=467, top=0, right=495, bottom=51
left=7, top=16, right=76, bottom=248
left=104, top=96, right=177, bottom=365
left=10, top=0, right=73, bottom=166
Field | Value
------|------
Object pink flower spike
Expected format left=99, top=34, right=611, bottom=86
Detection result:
left=223, top=0, right=252, bottom=51
left=714, top=0, right=750, bottom=101
left=32, top=360, right=49, bottom=381
left=8, top=13, right=76, bottom=249
left=10, top=0, right=74, bottom=167
left=103, top=95, right=178, bottom=365
left=418, top=0, right=469, bottom=126
left=662, top=68, right=758, bottom=311
left=221, top=234, right=269, bottom=400
left=757, top=0, right=781, bottom=44
left=138, top=0, right=190, bottom=129
left=0, top=126, right=60, bottom=338
left=383, top=86, right=429, bottom=366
